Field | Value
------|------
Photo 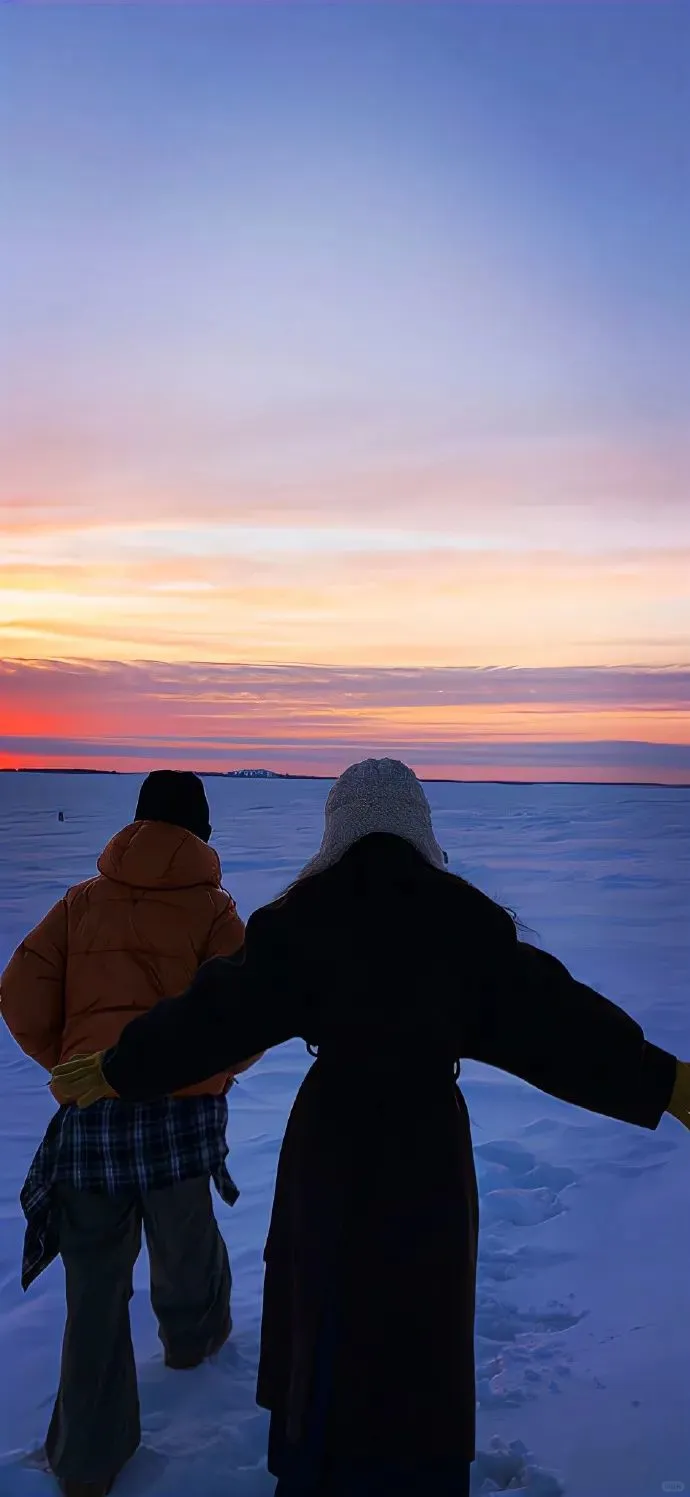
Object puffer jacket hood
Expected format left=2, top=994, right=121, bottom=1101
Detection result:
left=98, top=821, right=222, bottom=892
left=0, top=817, right=254, bottom=1103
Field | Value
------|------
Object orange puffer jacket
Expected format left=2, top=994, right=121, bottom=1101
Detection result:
left=0, top=820, right=256, bottom=1103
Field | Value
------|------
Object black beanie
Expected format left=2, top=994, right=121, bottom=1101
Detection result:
left=134, top=771, right=211, bottom=843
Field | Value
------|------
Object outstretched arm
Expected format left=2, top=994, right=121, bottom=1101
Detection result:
left=467, top=934, right=678, bottom=1130
left=100, top=906, right=302, bottom=1101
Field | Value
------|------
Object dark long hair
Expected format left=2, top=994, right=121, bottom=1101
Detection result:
left=274, top=832, right=522, bottom=930
left=272, top=834, right=523, bottom=1071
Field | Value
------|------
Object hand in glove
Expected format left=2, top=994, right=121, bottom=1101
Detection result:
left=667, top=1060, right=690, bottom=1131
left=51, top=1052, right=118, bottom=1108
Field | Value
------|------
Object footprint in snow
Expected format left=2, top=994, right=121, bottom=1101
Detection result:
left=481, top=1187, right=565, bottom=1229
left=475, top=1141, right=537, bottom=1172
left=474, top=1132, right=586, bottom=1480
left=471, top=1438, right=564, bottom=1495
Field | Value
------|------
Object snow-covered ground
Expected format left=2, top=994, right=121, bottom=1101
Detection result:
left=0, top=774, right=688, bottom=1497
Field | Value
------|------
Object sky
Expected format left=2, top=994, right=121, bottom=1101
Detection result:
left=1, top=1, right=688, bottom=781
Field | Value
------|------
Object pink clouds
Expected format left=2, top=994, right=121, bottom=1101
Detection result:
left=1, top=659, right=688, bottom=782
left=3, top=429, right=688, bottom=535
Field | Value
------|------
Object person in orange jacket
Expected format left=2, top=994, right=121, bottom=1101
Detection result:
left=1, top=770, right=260, bottom=1497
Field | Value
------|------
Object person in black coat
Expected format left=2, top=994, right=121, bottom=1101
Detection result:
left=53, top=759, right=689, bottom=1497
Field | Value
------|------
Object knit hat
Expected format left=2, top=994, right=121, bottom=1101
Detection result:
left=134, top=770, right=211, bottom=843
left=300, top=758, right=446, bottom=877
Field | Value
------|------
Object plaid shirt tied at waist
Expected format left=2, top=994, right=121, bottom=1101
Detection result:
left=20, top=1094, right=239, bottom=1291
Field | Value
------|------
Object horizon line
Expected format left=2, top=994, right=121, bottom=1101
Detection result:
left=2, top=768, right=688, bottom=790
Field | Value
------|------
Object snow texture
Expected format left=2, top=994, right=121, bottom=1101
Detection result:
left=0, top=776, right=688, bottom=1497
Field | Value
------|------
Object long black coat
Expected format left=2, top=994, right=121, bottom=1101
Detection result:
left=103, top=842, right=676, bottom=1468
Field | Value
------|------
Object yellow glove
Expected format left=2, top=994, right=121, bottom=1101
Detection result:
left=667, top=1060, right=690, bottom=1131
left=51, top=1052, right=118, bottom=1108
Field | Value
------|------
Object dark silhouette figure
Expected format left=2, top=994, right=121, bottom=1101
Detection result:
left=53, top=760, right=686, bottom=1497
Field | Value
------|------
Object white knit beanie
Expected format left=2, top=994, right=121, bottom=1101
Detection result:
left=300, top=758, right=446, bottom=877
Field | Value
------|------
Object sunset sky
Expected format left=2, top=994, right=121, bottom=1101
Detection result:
left=1, top=1, right=688, bottom=780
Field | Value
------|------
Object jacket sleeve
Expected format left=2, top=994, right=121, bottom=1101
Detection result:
left=201, top=894, right=246, bottom=961
left=466, top=931, right=677, bottom=1130
left=102, top=906, right=303, bottom=1101
left=1, top=900, right=68, bottom=1070
left=201, top=898, right=263, bottom=1077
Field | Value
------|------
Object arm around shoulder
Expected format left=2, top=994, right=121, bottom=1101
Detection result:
left=102, top=903, right=304, bottom=1101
